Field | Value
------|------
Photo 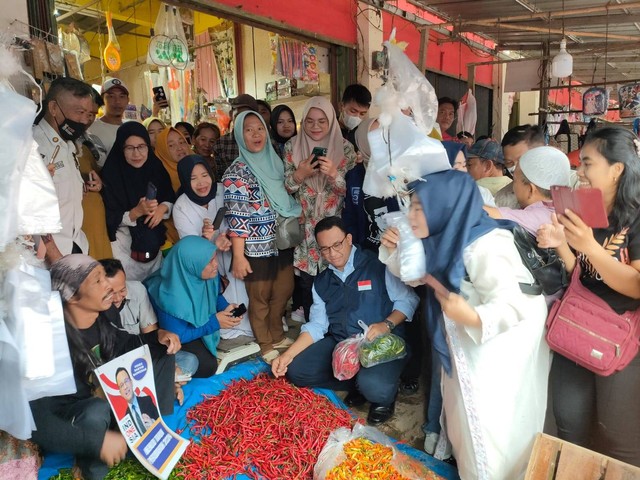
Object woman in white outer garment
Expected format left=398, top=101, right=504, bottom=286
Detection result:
left=172, top=154, right=253, bottom=340
left=383, top=169, right=551, bottom=480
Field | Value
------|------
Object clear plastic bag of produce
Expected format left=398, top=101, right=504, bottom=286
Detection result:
left=314, top=423, right=442, bottom=480
left=359, top=322, right=407, bottom=368
left=332, top=334, right=364, bottom=381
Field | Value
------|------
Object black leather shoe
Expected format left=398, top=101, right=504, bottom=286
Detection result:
left=367, top=402, right=395, bottom=425
left=344, top=391, right=367, bottom=407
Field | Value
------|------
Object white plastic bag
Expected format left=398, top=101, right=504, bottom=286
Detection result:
left=4, top=262, right=76, bottom=400
left=0, top=50, right=40, bottom=249
left=17, top=140, right=62, bottom=236
left=385, top=212, right=426, bottom=282
left=314, top=423, right=439, bottom=480
left=363, top=111, right=450, bottom=202
left=456, top=88, right=477, bottom=136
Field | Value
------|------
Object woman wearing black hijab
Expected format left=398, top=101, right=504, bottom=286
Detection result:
left=270, top=105, right=297, bottom=159
left=101, top=122, right=175, bottom=281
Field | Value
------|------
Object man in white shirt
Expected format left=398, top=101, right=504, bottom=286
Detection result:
left=33, top=77, right=98, bottom=258
left=90, top=78, right=129, bottom=164
left=100, top=258, right=198, bottom=378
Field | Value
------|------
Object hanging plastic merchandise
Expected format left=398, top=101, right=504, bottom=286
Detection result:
left=456, top=89, right=477, bottom=136
left=148, top=4, right=189, bottom=70
left=103, top=11, right=121, bottom=71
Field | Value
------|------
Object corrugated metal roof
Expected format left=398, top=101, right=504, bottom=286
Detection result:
left=411, top=0, right=640, bottom=84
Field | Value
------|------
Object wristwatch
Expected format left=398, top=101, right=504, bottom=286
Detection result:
left=383, top=319, right=395, bottom=331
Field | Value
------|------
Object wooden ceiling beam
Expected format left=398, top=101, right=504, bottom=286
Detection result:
left=460, top=21, right=638, bottom=41
left=505, top=13, right=640, bottom=28
left=438, top=1, right=640, bottom=26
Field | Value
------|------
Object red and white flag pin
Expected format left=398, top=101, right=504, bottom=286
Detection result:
left=357, top=280, right=372, bottom=291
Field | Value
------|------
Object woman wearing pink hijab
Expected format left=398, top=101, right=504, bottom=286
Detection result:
left=284, top=97, right=357, bottom=321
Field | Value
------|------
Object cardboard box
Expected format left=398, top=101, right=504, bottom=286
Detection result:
left=526, top=433, right=640, bottom=479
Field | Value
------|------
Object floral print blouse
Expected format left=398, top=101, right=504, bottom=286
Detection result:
left=283, top=138, right=357, bottom=275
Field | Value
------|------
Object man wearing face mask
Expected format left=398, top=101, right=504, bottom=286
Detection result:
left=33, top=77, right=96, bottom=258
left=338, top=84, right=371, bottom=141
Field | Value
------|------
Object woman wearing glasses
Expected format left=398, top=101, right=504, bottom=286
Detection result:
left=101, top=122, right=175, bottom=281
left=284, top=97, right=357, bottom=321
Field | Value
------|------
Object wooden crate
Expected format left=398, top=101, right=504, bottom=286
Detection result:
left=526, top=433, right=640, bottom=480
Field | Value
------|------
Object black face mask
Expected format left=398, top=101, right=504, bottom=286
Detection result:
left=54, top=101, right=87, bottom=142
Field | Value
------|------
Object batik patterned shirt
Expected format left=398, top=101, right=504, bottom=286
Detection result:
left=223, top=161, right=277, bottom=258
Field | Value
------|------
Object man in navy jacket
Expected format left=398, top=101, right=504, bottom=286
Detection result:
left=272, top=216, right=418, bottom=424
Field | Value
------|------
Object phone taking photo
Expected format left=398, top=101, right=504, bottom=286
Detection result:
left=152, top=86, right=167, bottom=103
left=146, top=182, right=158, bottom=201
left=311, top=147, right=327, bottom=169
left=212, top=206, right=228, bottom=230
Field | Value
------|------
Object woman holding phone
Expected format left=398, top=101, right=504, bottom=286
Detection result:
left=101, top=122, right=175, bottom=281
left=537, top=127, right=640, bottom=466
left=145, top=236, right=240, bottom=378
left=284, top=97, right=356, bottom=321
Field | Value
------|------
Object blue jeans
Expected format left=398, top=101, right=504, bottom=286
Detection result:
left=175, top=350, right=199, bottom=377
left=286, top=335, right=408, bottom=405
left=422, top=346, right=443, bottom=435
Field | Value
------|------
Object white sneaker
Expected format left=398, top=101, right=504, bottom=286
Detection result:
left=282, top=316, right=289, bottom=332
left=273, top=337, right=294, bottom=350
left=290, top=307, right=305, bottom=323
left=424, top=431, right=439, bottom=455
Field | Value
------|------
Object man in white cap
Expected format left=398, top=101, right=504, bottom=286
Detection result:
left=484, top=146, right=571, bottom=234
left=90, top=77, right=130, bottom=164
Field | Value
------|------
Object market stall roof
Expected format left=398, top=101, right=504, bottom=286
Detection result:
left=407, top=0, right=640, bottom=86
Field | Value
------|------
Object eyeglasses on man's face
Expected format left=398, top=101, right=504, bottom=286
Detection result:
left=318, top=235, right=347, bottom=255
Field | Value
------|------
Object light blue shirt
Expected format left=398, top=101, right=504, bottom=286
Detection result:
left=301, top=246, right=419, bottom=342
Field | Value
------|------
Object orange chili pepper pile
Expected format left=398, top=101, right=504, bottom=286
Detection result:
left=325, top=438, right=411, bottom=480
left=176, top=373, right=353, bottom=479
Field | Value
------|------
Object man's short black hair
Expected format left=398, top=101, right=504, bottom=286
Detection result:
left=115, top=367, right=130, bottom=382
left=314, top=216, right=347, bottom=238
left=42, top=77, right=94, bottom=116
left=457, top=131, right=473, bottom=140
left=501, top=124, right=544, bottom=147
left=91, top=88, right=104, bottom=107
left=99, top=258, right=125, bottom=278
left=438, top=96, right=458, bottom=112
left=175, top=121, right=195, bottom=138
left=256, top=99, right=272, bottom=113
left=341, top=84, right=372, bottom=107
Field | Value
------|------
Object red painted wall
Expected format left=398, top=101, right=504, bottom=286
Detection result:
left=209, top=0, right=357, bottom=45
left=382, top=12, right=494, bottom=86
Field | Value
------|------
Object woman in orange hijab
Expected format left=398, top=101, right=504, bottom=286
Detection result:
left=154, top=127, right=191, bottom=245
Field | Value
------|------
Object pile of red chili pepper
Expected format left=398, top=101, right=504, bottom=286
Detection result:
left=176, top=373, right=353, bottom=479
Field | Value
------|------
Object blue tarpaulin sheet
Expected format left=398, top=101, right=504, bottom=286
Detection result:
left=38, top=359, right=459, bottom=479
